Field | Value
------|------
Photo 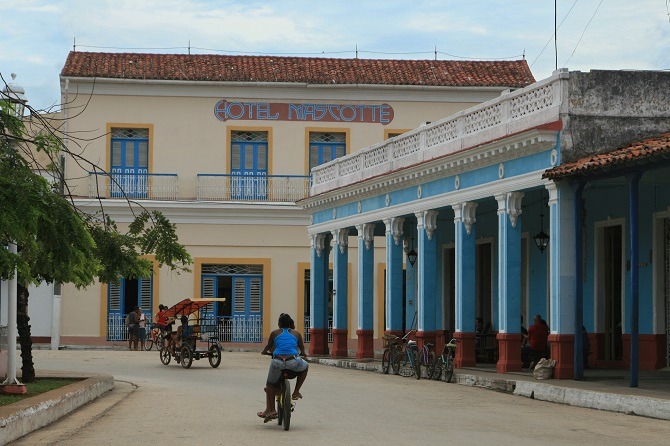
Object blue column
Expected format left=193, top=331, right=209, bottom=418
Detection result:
left=384, top=217, right=404, bottom=333
left=417, top=210, right=438, bottom=333
left=357, top=224, right=375, bottom=331
left=309, top=233, right=330, bottom=355
left=310, top=233, right=328, bottom=330
left=496, top=193, right=523, bottom=334
left=453, top=203, right=477, bottom=333
left=332, top=229, right=349, bottom=330
left=628, top=172, right=643, bottom=388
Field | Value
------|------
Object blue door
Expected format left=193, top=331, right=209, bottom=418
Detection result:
left=232, top=276, right=263, bottom=342
left=309, top=141, right=346, bottom=170
left=231, top=141, right=267, bottom=200
left=111, top=136, right=148, bottom=198
left=107, top=276, right=152, bottom=340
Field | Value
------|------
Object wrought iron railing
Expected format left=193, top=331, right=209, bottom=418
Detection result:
left=197, top=174, right=310, bottom=202
left=106, top=314, right=263, bottom=343
left=88, top=172, right=179, bottom=200
left=302, top=316, right=333, bottom=343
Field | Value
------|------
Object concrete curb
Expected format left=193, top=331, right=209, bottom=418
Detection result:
left=513, top=380, right=670, bottom=420
left=309, top=357, right=670, bottom=421
left=0, top=374, right=115, bottom=446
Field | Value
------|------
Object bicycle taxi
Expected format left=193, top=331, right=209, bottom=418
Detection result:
left=158, top=298, right=226, bottom=369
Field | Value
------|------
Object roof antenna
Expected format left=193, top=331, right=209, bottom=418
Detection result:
left=554, top=0, right=558, bottom=70
left=188, top=39, right=191, bottom=55
left=355, top=44, right=358, bottom=59
left=73, top=37, right=76, bottom=52
left=523, top=48, right=526, bottom=60
left=434, top=46, right=437, bottom=60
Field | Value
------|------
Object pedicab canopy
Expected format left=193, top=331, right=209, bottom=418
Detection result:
left=163, top=298, right=227, bottom=319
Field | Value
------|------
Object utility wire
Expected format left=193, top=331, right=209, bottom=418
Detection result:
left=530, top=0, right=579, bottom=68
left=74, top=44, right=523, bottom=60
left=563, top=0, right=605, bottom=67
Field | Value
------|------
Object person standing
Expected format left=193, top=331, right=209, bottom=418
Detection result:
left=137, top=307, right=148, bottom=351
left=527, top=314, right=549, bottom=369
left=126, top=306, right=140, bottom=351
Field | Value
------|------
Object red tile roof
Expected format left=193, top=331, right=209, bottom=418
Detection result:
left=544, top=133, right=670, bottom=179
left=61, top=52, right=535, bottom=88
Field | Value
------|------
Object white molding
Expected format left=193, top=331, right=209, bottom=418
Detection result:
left=307, top=170, right=546, bottom=235
left=312, top=233, right=327, bottom=258
left=332, top=228, right=349, bottom=254
left=302, top=130, right=557, bottom=212
left=357, top=223, right=376, bottom=250
left=72, top=198, right=309, bottom=226
left=507, top=191, right=525, bottom=228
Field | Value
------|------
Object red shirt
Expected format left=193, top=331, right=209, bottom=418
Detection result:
left=156, top=310, right=168, bottom=325
left=528, top=322, right=549, bottom=350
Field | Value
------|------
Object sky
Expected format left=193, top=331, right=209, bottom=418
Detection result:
left=1, top=0, right=669, bottom=111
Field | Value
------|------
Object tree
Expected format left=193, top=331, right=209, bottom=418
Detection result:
left=1, top=75, right=192, bottom=381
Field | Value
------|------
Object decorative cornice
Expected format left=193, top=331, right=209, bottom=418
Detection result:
left=308, top=170, right=545, bottom=235
left=419, top=210, right=439, bottom=241
left=300, top=129, right=557, bottom=213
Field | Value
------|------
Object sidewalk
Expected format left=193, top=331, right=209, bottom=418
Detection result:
left=309, top=356, right=670, bottom=421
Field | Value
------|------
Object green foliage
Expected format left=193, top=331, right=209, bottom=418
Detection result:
left=0, top=98, right=192, bottom=287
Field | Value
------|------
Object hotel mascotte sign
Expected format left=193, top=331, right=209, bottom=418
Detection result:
left=214, top=100, right=394, bottom=125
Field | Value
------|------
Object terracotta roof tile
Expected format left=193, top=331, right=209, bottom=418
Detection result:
left=544, top=133, right=670, bottom=179
left=60, top=52, right=535, bottom=88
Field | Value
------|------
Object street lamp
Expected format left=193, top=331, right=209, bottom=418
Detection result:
left=403, top=234, right=418, bottom=267
left=1, top=73, right=28, bottom=117
left=533, top=189, right=550, bottom=253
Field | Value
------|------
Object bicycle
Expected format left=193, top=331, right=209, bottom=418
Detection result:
left=381, top=334, right=401, bottom=374
left=391, top=333, right=419, bottom=378
left=414, top=341, right=436, bottom=380
left=275, top=369, right=298, bottom=431
left=430, top=338, right=458, bottom=382
left=143, top=324, right=165, bottom=351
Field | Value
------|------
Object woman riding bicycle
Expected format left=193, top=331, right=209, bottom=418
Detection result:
left=257, top=313, right=308, bottom=423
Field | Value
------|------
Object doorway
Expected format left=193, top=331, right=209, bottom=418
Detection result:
left=476, top=241, right=493, bottom=330
left=602, top=225, right=624, bottom=361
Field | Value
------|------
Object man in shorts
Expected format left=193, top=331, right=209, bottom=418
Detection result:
left=257, top=313, right=308, bottom=422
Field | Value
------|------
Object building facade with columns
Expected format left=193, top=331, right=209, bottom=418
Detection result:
left=37, top=51, right=534, bottom=346
left=300, top=69, right=670, bottom=378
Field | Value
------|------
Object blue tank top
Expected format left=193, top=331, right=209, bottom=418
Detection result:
left=273, top=328, right=298, bottom=356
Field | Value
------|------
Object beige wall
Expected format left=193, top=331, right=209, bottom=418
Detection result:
left=59, top=79, right=495, bottom=342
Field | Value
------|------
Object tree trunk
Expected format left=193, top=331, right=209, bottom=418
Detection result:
left=17, top=283, right=35, bottom=382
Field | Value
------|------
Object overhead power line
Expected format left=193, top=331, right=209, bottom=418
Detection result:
left=563, top=0, right=605, bottom=67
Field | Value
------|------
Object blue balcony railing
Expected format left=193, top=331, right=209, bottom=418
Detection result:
left=197, top=174, right=310, bottom=202
left=88, top=172, right=179, bottom=200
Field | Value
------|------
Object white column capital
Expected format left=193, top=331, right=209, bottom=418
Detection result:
left=545, top=181, right=558, bottom=205
left=495, top=192, right=524, bottom=228
left=356, top=223, right=375, bottom=250
left=416, top=210, right=439, bottom=241
left=384, top=217, right=404, bottom=246
left=311, top=233, right=328, bottom=257
left=452, top=202, right=477, bottom=235
left=332, top=228, right=349, bottom=254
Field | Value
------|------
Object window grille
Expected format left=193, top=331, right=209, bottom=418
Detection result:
left=111, top=128, right=149, bottom=139
left=202, top=264, right=263, bottom=275
left=309, top=132, right=346, bottom=143
left=231, top=131, right=267, bottom=142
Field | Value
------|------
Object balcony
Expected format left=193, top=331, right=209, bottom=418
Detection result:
left=196, top=174, right=310, bottom=202
left=86, top=172, right=310, bottom=203
left=88, top=172, right=179, bottom=200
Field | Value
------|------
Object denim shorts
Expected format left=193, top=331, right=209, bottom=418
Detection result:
left=267, top=357, right=308, bottom=384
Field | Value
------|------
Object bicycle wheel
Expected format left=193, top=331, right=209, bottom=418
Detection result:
left=381, top=348, right=391, bottom=374
left=426, top=351, right=437, bottom=379
left=414, top=350, right=422, bottom=380
left=180, top=344, right=193, bottom=369
left=277, top=384, right=284, bottom=426
left=208, top=344, right=222, bottom=368
left=395, top=350, right=414, bottom=377
left=282, top=379, right=292, bottom=431
left=143, top=332, right=154, bottom=351
left=160, top=346, right=171, bottom=365
left=445, top=355, right=455, bottom=383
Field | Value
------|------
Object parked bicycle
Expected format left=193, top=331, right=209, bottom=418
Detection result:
left=414, top=341, right=436, bottom=380
left=381, top=331, right=413, bottom=374
left=391, top=332, right=419, bottom=378
left=430, top=338, right=458, bottom=382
